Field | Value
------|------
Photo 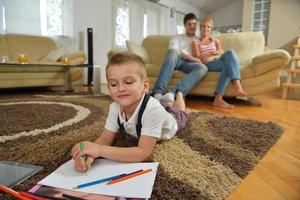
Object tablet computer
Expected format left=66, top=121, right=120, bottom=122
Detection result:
left=0, top=161, right=43, bottom=187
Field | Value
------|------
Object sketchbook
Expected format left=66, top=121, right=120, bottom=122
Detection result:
left=38, top=159, right=159, bottom=198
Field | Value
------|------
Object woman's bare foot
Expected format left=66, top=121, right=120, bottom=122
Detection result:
left=232, top=80, right=247, bottom=97
left=213, top=96, right=234, bottom=109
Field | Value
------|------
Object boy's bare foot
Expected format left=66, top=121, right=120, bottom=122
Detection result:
left=213, top=99, right=234, bottom=109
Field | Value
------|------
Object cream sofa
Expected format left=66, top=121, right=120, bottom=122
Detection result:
left=0, top=34, right=86, bottom=89
left=127, top=32, right=290, bottom=96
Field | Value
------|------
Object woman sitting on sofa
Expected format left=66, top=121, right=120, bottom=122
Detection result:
left=192, top=17, right=247, bottom=109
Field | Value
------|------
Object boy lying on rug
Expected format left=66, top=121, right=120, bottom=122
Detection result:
left=71, top=51, right=188, bottom=172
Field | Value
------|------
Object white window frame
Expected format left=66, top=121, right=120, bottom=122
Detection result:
left=251, top=0, right=270, bottom=43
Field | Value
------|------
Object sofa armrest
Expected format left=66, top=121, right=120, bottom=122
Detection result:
left=59, top=51, right=86, bottom=65
left=251, top=49, right=291, bottom=76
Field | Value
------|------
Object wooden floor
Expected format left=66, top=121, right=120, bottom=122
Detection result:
left=185, top=88, right=300, bottom=200
left=61, top=84, right=300, bottom=199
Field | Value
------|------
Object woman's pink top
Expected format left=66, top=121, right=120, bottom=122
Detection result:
left=194, top=38, right=218, bottom=55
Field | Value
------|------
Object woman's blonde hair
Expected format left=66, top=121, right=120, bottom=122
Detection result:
left=200, top=17, right=214, bottom=29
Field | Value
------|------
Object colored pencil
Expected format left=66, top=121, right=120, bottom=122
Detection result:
left=19, top=192, right=48, bottom=200
left=26, top=192, right=66, bottom=200
left=79, top=142, right=87, bottom=175
left=0, top=184, right=32, bottom=200
left=73, top=173, right=126, bottom=189
left=126, top=169, right=143, bottom=176
left=107, top=169, right=152, bottom=185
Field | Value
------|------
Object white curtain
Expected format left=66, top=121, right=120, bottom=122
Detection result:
left=159, top=6, right=169, bottom=35
left=129, top=0, right=144, bottom=45
left=41, top=0, right=73, bottom=37
left=143, top=1, right=159, bottom=37
left=0, top=0, right=4, bottom=34
left=112, top=0, right=129, bottom=48
left=2, top=0, right=41, bottom=35
left=1, top=0, right=73, bottom=37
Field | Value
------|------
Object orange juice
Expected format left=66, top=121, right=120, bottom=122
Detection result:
left=17, top=54, right=29, bottom=63
left=62, top=57, right=71, bottom=65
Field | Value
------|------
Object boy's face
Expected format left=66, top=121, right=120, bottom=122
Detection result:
left=107, top=63, right=150, bottom=109
left=185, top=19, right=197, bottom=36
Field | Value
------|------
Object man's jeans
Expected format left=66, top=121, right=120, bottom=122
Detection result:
left=206, top=49, right=241, bottom=95
left=153, top=49, right=208, bottom=96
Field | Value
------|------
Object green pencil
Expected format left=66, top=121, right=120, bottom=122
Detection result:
left=79, top=142, right=87, bottom=175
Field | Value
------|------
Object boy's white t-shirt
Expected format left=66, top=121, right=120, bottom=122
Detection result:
left=169, top=34, right=198, bottom=56
left=104, top=95, right=178, bottom=140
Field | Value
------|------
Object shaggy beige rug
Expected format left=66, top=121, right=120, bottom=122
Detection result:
left=0, top=95, right=283, bottom=200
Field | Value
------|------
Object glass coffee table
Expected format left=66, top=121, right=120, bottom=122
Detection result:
left=0, top=62, right=91, bottom=92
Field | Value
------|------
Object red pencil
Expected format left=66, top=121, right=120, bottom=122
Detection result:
left=0, top=184, right=32, bottom=200
left=19, top=192, right=48, bottom=200
left=107, top=168, right=152, bottom=185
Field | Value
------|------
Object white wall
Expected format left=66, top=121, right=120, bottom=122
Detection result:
left=267, top=0, right=300, bottom=51
left=159, top=0, right=205, bottom=19
left=73, top=0, right=112, bottom=84
left=208, top=0, right=243, bottom=28
left=242, top=0, right=300, bottom=55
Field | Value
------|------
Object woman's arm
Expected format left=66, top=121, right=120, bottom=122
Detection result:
left=192, top=40, right=201, bottom=59
left=180, top=52, right=202, bottom=63
left=214, top=39, right=224, bottom=55
left=192, top=40, right=214, bottom=60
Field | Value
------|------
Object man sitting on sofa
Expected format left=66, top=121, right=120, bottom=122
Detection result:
left=152, top=13, right=207, bottom=102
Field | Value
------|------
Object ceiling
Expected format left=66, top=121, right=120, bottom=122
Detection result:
left=181, top=0, right=236, bottom=13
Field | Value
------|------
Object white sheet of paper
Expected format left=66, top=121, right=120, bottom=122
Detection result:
left=39, top=159, right=159, bottom=198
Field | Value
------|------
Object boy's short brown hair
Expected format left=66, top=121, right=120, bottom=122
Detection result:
left=106, top=51, right=147, bottom=80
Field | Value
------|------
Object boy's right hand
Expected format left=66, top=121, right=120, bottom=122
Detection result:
left=71, top=142, right=95, bottom=173
left=74, top=156, right=94, bottom=172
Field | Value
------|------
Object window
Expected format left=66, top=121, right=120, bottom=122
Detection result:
left=112, top=0, right=129, bottom=48
left=176, top=11, right=185, bottom=34
left=112, top=0, right=181, bottom=48
left=252, top=0, right=270, bottom=43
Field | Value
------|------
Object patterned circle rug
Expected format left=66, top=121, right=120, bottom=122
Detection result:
left=0, top=95, right=283, bottom=200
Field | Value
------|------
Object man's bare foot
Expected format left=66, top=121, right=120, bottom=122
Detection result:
left=213, top=99, right=234, bottom=109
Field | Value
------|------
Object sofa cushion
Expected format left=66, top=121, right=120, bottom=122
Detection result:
left=40, top=47, right=66, bottom=62
left=126, top=40, right=151, bottom=64
left=142, top=35, right=171, bottom=66
left=215, top=32, right=265, bottom=65
left=5, top=34, right=57, bottom=62
left=0, top=34, right=10, bottom=58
